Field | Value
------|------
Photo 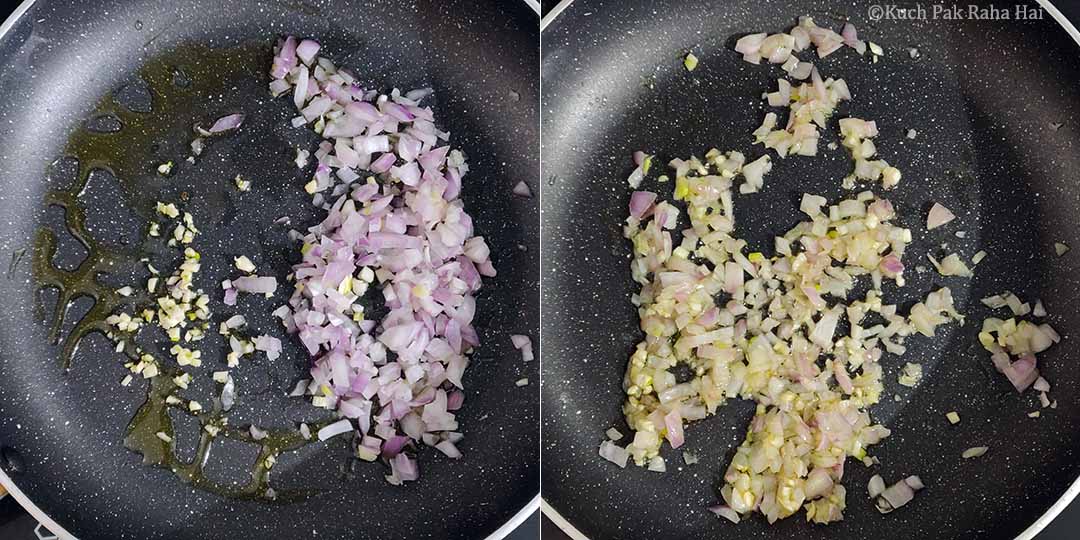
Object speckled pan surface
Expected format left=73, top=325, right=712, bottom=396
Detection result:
left=0, top=0, right=539, bottom=539
left=541, top=0, right=1080, bottom=539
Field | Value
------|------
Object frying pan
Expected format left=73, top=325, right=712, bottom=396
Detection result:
left=0, top=0, right=539, bottom=538
left=540, top=0, right=1080, bottom=538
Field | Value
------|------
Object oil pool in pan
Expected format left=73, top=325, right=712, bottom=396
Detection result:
left=33, top=42, right=327, bottom=503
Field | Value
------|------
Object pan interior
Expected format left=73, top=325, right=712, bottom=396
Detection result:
left=0, top=1, right=539, bottom=539
left=541, top=1, right=1080, bottom=539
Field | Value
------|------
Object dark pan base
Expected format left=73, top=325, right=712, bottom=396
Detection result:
left=0, top=1, right=539, bottom=539
left=541, top=1, right=1080, bottom=539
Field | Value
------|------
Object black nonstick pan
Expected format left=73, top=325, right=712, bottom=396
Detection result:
left=0, top=0, right=539, bottom=538
left=541, top=0, right=1080, bottom=538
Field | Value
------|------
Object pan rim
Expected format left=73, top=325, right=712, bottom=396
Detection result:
left=538, top=0, right=1080, bottom=538
left=0, top=449, right=540, bottom=540
left=0, top=1, right=70, bottom=537
left=0, top=0, right=540, bottom=537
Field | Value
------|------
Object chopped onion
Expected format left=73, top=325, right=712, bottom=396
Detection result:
left=709, top=505, right=741, bottom=524
left=809, top=308, right=840, bottom=348
left=318, top=419, right=353, bottom=441
left=626, top=165, right=645, bottom=188
left=840, top=23, right=859, bottom=48
left=253, top=334, right=282, bottom=360
left=647, top=455, right=667, bottom=472
left=599, top=440, right=629, bottom=468
left=867, top=475, right=885, bottom=498
left=234, top=255, right=256, bottom=273
left=898, top=362, right=922, bottom=387
left=510, top=334, right=534, bottom=362
left=220, top=376, right=235, bottom=411
left=664, top=409, right=684, bottom=449
left=962, top=446, right=988, bottom=459
left=295, top=148, right=310, bottom=168
left=928, top=253, right=972, bottom=278
left=880, top=480, right=915, bottom=509
left=232, top=275, right=278, bottom=294
left=388, top=454, right=419, bottom=483
left=756, top=75, right=850, bottom=158
left=1033, top=376, right=1050, bottom=392
left=904, top=475, right=924, bottom=490
left=208, top=113, right=245, bottom=134
left=739, top=155, right=772, bottom=194
left=296, top=39, right=321, bottom=65
left=629, top=191, right=657, bottom=219
left=512, top=180, right=533, bottom=198
left=615, top=21, right=986, bottom=525
left=805, top=467, right=834, bottom=499
left=435, top=440, right=462, bottom=458
left=289, top=379, right=308, bottom=396
left=622, top=153, right=918, bottom=524
left=926, top=202, right=956, bottom=230
left=1003, top=355, right=1038, bottom=392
